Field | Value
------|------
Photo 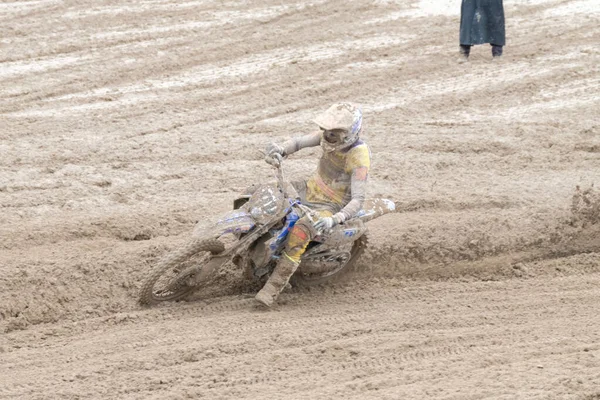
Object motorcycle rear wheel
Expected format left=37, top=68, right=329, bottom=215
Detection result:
left=139, top=238, right=225, bottom=305
left=291, top=235, right=368, bottom=287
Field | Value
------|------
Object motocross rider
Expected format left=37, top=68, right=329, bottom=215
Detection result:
left=255, top=103, right=370, bottom=307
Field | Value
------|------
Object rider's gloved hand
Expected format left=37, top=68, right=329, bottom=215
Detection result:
left=265, top=142, right=285, bottom=167
left=314, top=213, right=344, bottom=232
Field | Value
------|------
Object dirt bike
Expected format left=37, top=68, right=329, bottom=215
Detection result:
left=138, top=160, right=395, bottom=305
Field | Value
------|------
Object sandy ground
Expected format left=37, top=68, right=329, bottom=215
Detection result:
left=1, top=0, right=600, bottom=398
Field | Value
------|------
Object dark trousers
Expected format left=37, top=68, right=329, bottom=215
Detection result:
left=460, top=44, right=503, bottom=57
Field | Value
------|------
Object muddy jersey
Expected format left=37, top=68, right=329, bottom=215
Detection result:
left=282, top=131, right=370, bottom=221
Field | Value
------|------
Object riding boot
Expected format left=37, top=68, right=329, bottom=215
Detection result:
left=255, top=255, right=299, bottom=307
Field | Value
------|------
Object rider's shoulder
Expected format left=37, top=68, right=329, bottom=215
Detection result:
left=345, top=140, right=371, bottom=169
left=347, top=140, right=370, bottom=155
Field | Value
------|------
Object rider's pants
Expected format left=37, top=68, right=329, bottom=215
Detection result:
left=283, top=209, right=332, bottom=264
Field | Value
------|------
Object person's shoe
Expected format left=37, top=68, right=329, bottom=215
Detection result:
left=457, top=55, right=469, bottom=64
left=491, top=45, right=503, bottom=59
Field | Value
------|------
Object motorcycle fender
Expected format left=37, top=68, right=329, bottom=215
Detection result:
left=233, top=195, right=251, bottom=210
left=233, top=183, right=260, bottom=209
left=214, top=210, right=256, bottom=235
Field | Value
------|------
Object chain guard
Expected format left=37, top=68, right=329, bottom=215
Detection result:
left=298, top=250, right=352, bottom=274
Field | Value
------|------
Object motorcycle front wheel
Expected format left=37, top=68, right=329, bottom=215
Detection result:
left=139, top=238, right=225, bottom=305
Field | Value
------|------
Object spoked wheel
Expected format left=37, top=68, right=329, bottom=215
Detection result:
left=291, top=235, right=368, bottom=287
left=139, top=238, right=225, bottom=305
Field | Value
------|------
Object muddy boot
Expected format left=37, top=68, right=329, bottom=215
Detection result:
left=255, top=256, right=299, bottom=307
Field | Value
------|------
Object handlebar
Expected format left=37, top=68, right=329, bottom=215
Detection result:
left=264, top=151, right=288, bottom=195
left=275, top=162, right=287, bottom=198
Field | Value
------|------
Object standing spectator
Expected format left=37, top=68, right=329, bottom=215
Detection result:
left=459, top=0, right=506, bottom=62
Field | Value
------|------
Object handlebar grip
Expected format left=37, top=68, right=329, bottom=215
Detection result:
left=265, top=153, right=282, bottom=167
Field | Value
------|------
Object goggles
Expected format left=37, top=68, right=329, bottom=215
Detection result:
left=322, top=128, right=348, bottom=145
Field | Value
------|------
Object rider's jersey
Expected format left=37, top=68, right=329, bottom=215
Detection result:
left=306, top=140, right=370, bottom=205
left=282, top=131, right=370, bottom=221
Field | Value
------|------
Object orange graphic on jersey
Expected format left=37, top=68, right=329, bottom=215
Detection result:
left=354, top=167, right=368, bottom=181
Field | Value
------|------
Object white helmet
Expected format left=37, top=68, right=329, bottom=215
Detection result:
left=314, top=103, right=363, bottom=152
